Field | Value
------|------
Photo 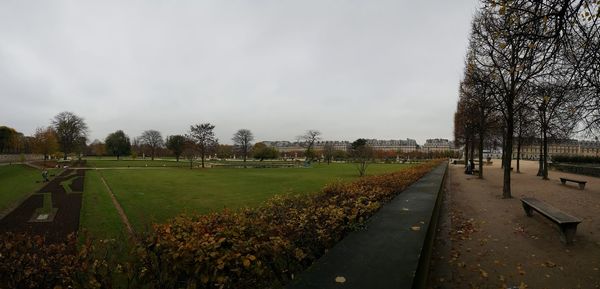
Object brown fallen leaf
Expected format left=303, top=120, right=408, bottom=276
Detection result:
left=545, top=261, right=556, bottom=268
left=335, top=276, right=346, bottom=283
left=519, top=281, right=528, bottom=289
left=479, top=269, right=488, bottom=278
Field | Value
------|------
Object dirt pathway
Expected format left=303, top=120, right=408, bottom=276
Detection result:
left=98, top=172, right=135, bottom=238
left=428, top=160, right=600, bottom=289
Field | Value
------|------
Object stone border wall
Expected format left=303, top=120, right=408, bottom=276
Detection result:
left=550, top=163, right=600, bottom=178
left=0, top=154, right=43, bottom=163
left=412, top=163, right=448, bottom=289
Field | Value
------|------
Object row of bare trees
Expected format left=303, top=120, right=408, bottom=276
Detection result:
left=98, top=124, right=253, bottom=168
left=455, top=0, right=600, bottom=198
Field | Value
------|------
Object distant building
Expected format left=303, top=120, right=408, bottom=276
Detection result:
left=262, top=138, right=420, bottom=153
left=365, top=139, right=418, bottom=152
left=512, top=139, right=600, bottom=160
left=261, top=141, right=302, bottom=153
left=314, top=141, right=351, bottom=151
left=422, top=138, right=456, bottom=153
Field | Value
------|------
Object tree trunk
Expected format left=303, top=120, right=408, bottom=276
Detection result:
left=543, top=126, right=549, bottom=180
left=470, top=138, right=475, bottom=162
left=478, top=130, right=484, bottom=179
left=503, top=107, right=514, bottom=199
left=201, top=155, right=205, bottom=168
left=464, top=138, right=469, bottom=168
left=537, top=128, right=544, bottom=176
left=516, top=134, right=522, bottom=173
left=501, top=135, right=506, bottom=169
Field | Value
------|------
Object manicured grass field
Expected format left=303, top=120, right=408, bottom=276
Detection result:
left=0, top=165, right=58, bottom=213
left=79, top=170, right=125, bottom=239
left=86, top=158, right=193, bottom=168
left=87, top=163, right=410, bottom=233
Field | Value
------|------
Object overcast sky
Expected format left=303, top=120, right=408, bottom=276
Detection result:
left=0, top=0, right=479, bottom=145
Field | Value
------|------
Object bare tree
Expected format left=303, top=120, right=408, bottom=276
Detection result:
left=131, top=137, right=140, bottom=159
left=531, top=81, right=581, bottom=179
left=461, top=47, right=499, bottom=178
left=323, top=143, right=335, bottom=164
left=140, top=130, right=164, bottom=160
left=514, top=102, right=536, bottom=173
left=188, top=123, right=218, bottom=168
left=298, top=130, right=321, bottom=163
left=52, top=111, right=88, bottom=160
left=232, top=129, right=254, bottom=164
left=454, top=93, right=477, bottom=169
left=470, top=2, right=564, bottom=198
left=351, top=138, right=373, bottom=177
left=182, top=138, right=197, bottom=169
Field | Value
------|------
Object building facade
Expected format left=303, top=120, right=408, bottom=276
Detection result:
left=263, top=138, right=423, bottom=153
left=422, top=138, right=456, bottom=153
left=512, top=139, right=600, bottom=160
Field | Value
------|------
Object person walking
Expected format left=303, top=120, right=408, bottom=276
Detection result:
left=42, top=169, right=49, bottom=182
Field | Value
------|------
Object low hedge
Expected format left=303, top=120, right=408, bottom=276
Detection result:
left=0, top=160, right=441, bottom=289
left=0, top=233, right=127, bottom=289
left=552, top=154, right=600, bottom=164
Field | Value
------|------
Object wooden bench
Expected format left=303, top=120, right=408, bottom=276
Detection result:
left=560, top=177, right=587, bottom=190
left=520, top=197, right=582, bottom=245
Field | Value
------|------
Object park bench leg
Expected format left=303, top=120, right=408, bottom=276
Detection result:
left=522, top=203, right=533, bottom=217
left=561, top=179, right=566, bottom=185
left=579, top=183, right=585, bottom=190
left=559, top=224, right=578, bottom=245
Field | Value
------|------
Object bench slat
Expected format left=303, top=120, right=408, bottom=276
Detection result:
left=521, top=197, right=581, bottom=224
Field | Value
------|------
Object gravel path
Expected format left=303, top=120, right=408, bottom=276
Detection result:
left=427, top=160, right=600, bottom=289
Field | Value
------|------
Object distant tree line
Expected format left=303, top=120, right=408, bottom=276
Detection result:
left=3, top=113, right=453, bottom=176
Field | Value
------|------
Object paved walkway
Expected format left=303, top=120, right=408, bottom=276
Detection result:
left=288, top=164, right=447, bottom=289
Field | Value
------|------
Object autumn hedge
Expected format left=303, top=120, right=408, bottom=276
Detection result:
left=0, top=160, right=441, bottom=289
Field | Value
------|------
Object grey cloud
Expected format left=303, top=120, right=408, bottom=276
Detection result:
left=0, top=0, right=478, bottom=144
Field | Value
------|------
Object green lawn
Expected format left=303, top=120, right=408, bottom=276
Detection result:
left=80, top=170, right=125, bottom=239
left=93, top=163, right=410, bottom=232
left=86, top=158, right=193, bottom=168
left=0, top=165, right=58, bottom=213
